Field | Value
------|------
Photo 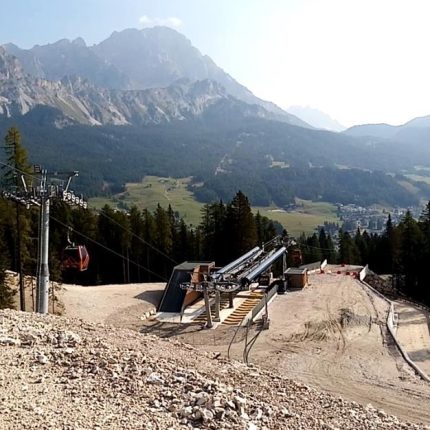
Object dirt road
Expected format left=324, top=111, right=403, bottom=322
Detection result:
left=222, top=273, right=430, bottom=425
left=395, top=300, right=430, bottom=377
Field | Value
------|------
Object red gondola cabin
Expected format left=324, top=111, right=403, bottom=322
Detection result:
left=62, top=245, right=90, bottom=272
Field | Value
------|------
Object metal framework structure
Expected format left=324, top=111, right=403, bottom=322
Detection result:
left=179, top=235, right=289, bottom=328
left=2, top=166, right=86, bottom=313
left=180, top=235, right=288, bottom=294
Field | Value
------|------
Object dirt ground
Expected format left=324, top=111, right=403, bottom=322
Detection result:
left=140, top=271, right=430, bottom=425
left=60, top=282, right=165, bottom=330
left=241, top=273, right=430, bottom=425
left=6, top=271, right=63, bottom=314
left=55, top=271, right=430, bottom=426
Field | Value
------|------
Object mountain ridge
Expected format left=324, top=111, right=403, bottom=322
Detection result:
left=3, top=27, right=309, bottom=128
left=344, top=115, right=430, bottom=141
left=0, top=46, right=301, bottom=127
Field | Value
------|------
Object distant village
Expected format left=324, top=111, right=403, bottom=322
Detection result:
left=320, top=204, right=424, bottom=237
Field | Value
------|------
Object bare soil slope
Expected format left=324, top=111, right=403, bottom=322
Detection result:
left=1, top=309, right=428, bottom=429
left=61, top=282, right=164, bottom=330
left=227, top=273, right=430, bottom=425
left=54, top=273, right=430, bottom=426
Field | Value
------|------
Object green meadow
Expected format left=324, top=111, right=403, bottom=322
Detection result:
left=89, top=176, right=340, bottom=235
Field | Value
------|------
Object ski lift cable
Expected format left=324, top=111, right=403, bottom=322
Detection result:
left=2, top=161, right=337, bottom=259
left=93, top=208, right=178, bottom=265
left=50, top=215, right=169, bottom=282
left=1, top=161, right=178, bottom=266
left=0, top=161, right=42, bottom=183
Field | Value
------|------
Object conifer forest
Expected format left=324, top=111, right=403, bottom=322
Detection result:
left=0, top=127, right=429, bottom=308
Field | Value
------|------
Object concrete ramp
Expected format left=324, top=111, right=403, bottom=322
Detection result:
left=157, top=261, right=214, bottom=313
left=157, top=268, right=188, bottom=313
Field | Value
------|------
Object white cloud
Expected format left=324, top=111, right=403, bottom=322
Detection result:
left=139, top=15, right=183, bottom=29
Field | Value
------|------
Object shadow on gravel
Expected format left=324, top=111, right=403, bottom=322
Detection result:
left=134, top=290, right=163, bottom=306
left=140, top=321, right=203, bottom=338
left=139, top=321, right=247, bottom=349
left=408, top=349, right=430, bottom=363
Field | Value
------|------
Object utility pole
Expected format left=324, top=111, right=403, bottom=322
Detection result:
left=2, top=167, right=85, bottom=314
left=36, top=170, right=50, bottom=314
left=16, top=201, right=25, bottom=311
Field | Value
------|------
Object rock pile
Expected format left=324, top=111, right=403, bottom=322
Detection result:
left=0, top=309, right=428, bottom=429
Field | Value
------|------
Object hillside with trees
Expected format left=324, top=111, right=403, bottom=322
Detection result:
left=1, top=127, right=430, bottom=309
left=0, top=113, right=427, bottom=207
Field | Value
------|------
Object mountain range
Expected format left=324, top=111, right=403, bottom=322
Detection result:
left=344, top=115, right=430, bottom=145
left=1, top=27, right=430, bottom=208
left=0, top=46, right=285, bottom=127
left=2, top=27, right=308, bottom=128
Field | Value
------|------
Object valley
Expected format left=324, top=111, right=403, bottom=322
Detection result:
left=89, top=175, right=340, bottom=235
left=2, top=11, right=430, bottom=430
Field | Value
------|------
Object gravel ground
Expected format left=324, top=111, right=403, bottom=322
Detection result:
left=1, top=309, right=429, bottom=430
left=60, top=283, right=164, bottom=330
left=147, top=272, right=430, bottom=425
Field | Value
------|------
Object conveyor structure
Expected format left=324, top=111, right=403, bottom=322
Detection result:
left=180, top=236, right=288, bottom=294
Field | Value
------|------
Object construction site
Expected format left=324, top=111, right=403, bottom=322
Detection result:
left=37, top=237, right=428, bottom=427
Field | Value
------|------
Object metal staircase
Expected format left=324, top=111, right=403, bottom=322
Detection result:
left=222, top=291, right=264, bottom=326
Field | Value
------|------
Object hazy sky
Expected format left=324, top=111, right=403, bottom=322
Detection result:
left=1, top=0, right=429, bottom=127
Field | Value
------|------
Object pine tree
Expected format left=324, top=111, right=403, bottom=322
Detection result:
left=318, top=228, right=336, bottom=263
left=307, top=233, right=322, bottom=262
left=325, top=234, right=337, bottom=263
left=2, top=127, right=31, bottom=187
left=2, top=127, right=32, bottom=310
left=0, top=222, right=15, bottom=309
left=97, top=205, right=131, bottom=283
left=255, top=212, right=277, bottom=245
left=225, top=191, right=257, bottom=260
left=128, top=206, right=145, bottom=282
left=0, top=255, right=15, bottom=309
left=154, top=204, right=173, bottom=278
left=142, top=209, right=156, bottom=281
left=398, top=211, right=423, bottom=299
left=354, top=228, right=368, bottom=265
left=199, top=201, right=227, bottom=262
left=418, top=202, right=430, bottom=303
left=338, top=230, right=359, bottom=264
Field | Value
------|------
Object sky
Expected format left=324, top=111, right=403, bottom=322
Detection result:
left=1, top=0, right=429, bottom=127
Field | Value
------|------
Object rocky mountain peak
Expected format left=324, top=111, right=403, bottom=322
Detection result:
left=0, top=27, right=310, bottom=128
left=72, top=37, right=86, bottom=47
left=0, top=47, right=26, bottom=81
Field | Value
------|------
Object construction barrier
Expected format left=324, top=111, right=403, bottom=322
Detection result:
left=359, top=264, right=369, bottom=281
left=360, top=279, right=430, bottom=383
left=299, top=261, right=321, bottom=274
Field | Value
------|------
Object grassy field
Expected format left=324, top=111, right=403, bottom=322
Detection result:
left=89, top=176, right=340, bottom=235
left=90, top=176, right=204, bottom=226
left=256, top=199, right=339, bottom=236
